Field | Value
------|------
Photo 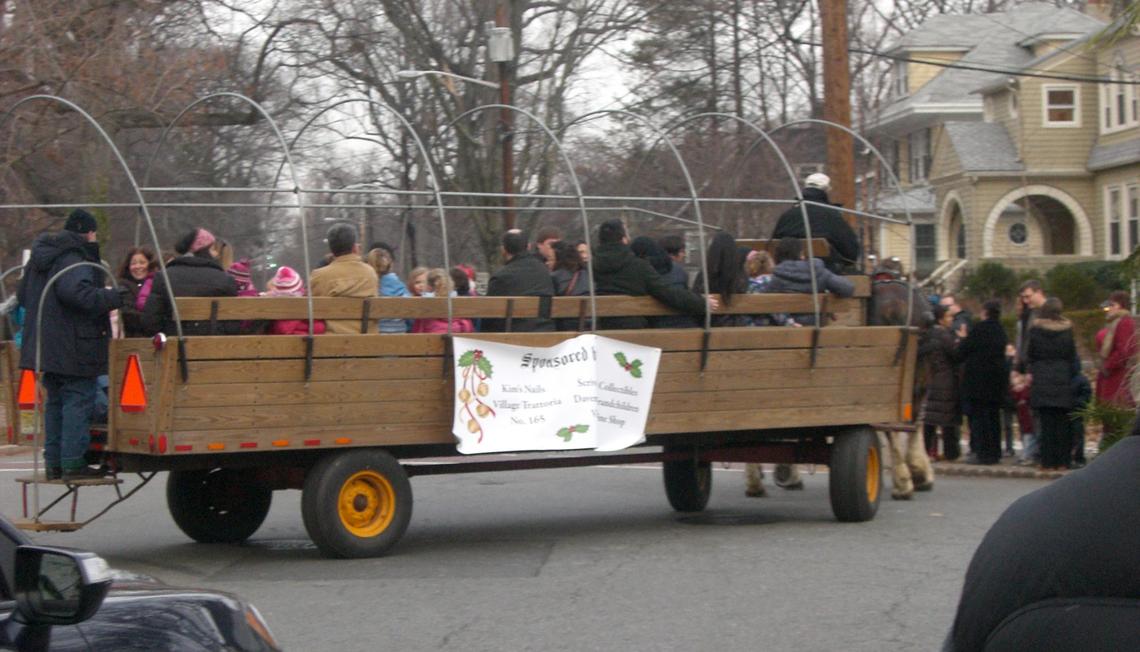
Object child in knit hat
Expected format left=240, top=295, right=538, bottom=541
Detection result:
left=227, top=259, right=259, bottom=297
left=265, top=266, right=325, bottom=335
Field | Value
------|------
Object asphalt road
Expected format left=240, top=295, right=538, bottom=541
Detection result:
left=0, top=460, right=1048, bottom=652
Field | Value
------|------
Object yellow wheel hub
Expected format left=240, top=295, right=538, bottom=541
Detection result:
left=337, top=470, right=396, bottom=538
left=865, top=446, right=880, bottom=504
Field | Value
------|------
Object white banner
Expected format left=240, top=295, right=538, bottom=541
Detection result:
left=451, top=334, right=661, bottom=454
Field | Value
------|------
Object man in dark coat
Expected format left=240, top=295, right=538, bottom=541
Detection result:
left=141, top=227, right=239, bottom=336
left=591, top=219, right=714, bottom=329
left=955, top=300, right=1008, bottom=465
left=482, top=230, right=556, bottom=333
left=17, top=209, right=123, bottom=479
left=944, top=434, right=1140, bottom=651
left=771, top=173, right=860, bottom=274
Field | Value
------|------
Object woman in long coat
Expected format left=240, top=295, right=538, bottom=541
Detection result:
left=956, top=300, right=1008, bottom=464
left=920, top=304, right=962, bottom=460
left=1026, top=297, right=1080, bottom=470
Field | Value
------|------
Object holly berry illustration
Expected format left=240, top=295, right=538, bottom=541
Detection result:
left=613, top=352, right=644, bottom=378
left=457, top=349, right=496, bottom=442
left=556, top=424, right=590, bottom=442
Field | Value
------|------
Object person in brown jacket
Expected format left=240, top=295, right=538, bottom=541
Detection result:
left=920, top=304, right=962, bottom=460
left=309, top=223, right=378, bottom=334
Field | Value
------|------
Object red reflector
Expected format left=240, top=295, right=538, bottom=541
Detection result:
left=303, top=439, right=320, bottom=446
left=158, top=435, right=167, bottom=454
left=25, top=434, right=34, bottom=441
left=17, top=370, right=37, bottom=409
left=90, top=443, right=104, bottom=451
left=174, top=445, right=193, bottom=452
left=128, top=438, right=140, bottom=446
left=240, top=442, right=258, bottom=449
left=119, top=354, right=148, bottom=413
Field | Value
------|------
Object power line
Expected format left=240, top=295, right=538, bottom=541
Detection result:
left=792, top=38, right=1140, bottom=85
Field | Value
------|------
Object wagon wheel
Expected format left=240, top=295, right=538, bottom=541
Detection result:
left=167, top=469, right=272, bottom=543
left=662, top=447, right=712, bottom=512
left=828, top=426, right=882, bottom=522
left=301, top=448, right=413, bottom=559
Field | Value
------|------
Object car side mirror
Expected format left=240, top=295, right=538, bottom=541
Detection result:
left=14, top=546, right=112, bottom=626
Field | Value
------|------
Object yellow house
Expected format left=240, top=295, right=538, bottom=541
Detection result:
left=866, top=3, right=1139, bottom=284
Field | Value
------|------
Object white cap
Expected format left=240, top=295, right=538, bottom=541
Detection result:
left=804, top=172, right=831, bottom=191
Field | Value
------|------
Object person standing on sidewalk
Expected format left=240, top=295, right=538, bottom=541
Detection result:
left=16, top=209, right=124, bottom=480
left=956, top=300, right=1008, bottom=465
left=919, top=304, right=962, bottom=460
left=1026, top=298, right=1079, bottom=470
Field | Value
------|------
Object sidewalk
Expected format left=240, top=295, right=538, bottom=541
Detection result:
left=932, top=455, right=1069, bottom=480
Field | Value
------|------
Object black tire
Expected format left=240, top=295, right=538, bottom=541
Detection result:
left=167, top=469, right=272, bottom=543
left=663, top=450, right=712, bottom=512
left=829, top=426, right=882, bottom=522
left=301, top=449, right=412, bottom=559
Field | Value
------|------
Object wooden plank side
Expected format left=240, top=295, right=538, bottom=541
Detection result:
left=173, top=402, right=450, bottom=431
left=172, top=367, right=899, bottom=409
left=645, top=403, right=899, bottom=433
left=649, top=384, right=897, bottom=414
left=174, top=292, right=870, bottom=321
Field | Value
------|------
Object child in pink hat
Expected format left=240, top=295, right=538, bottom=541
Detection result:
left=227, top=259, right=260, bottom=297
left=265, top=266, right=326, bottom=335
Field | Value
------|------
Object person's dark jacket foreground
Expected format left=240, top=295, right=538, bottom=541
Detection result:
left=482, top=254, right=556, bottom=332
left=141, top=255, right=239, bottom=336
left=591, top=242, right=706, bottom=329
left=17, top=231, right=121, bottom=376
left=771, top=187, right=860, bottom=273
left=945, top=436, right=1140, bottom=651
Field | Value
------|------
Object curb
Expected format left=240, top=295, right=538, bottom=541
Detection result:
left=932, top=461, right=1066, bottom=480
left=0, top=445, right=30, bottom=457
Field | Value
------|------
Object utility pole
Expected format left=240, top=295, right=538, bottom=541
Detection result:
left=491, top=3, right=516, bottom=230
left=819, top=0, right=856, bottom=227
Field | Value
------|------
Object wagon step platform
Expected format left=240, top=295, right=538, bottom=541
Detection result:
left=12, top=518, right=85, bottom=532
left=15, top=474, right=121, bottom=487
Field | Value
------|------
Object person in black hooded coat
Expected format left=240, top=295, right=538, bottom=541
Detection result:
left=1026, top=297, right=1079, bottom=470
left=590, top=220, right=711, bottom=330
left=955, top=300, right=1008, bottom=464
left=141, top=227, right=238, bottom=336
left=16, top=209, right=123, bottom=478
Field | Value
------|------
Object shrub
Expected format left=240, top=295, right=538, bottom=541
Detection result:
left=1074, top=399, right=1134, bottom=453
left=961, top=261, right=1018, bottom=303
left=1044, top=264, right=1102, bottom=310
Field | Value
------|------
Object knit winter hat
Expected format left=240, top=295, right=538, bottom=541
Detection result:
left=804, top=173, right=831, bottom=192
left=268, top=266, right=305, bottom=296
left=64, top=209, right=98, bottom=234
left=190, top=228, right=216, bottom=254
left=227, top=259, right=252, bottom=283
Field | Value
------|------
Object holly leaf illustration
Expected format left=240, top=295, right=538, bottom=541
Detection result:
left=614, top=352, right=628, bottom=367
left=557, top=425, right=589, bottom=442
left=475, top=356, right=493, bottom=377
left=629, top=361, right=643, bottom=379
left=458, top=350, right=475, bottom=367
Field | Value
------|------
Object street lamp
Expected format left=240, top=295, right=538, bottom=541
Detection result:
left=397, top=60, right=516, bottom=229
left=395, top=70, right=498, bottom=89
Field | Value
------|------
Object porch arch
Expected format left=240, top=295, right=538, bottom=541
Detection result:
left=982, top=185, right=1092, bottom=257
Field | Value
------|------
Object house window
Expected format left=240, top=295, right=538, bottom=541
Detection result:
left=1043, top=85, right=1079, bottom=126
left=894, top=61, right=908, bottom=97
left=914, top=223, right=936, bottom=276
left=1009, top=223, right=1028, bottom=245
left=1129, top=185, right=1140, bottom=253
left=956, top=223, right=967, bottom=259
left=909, top=129, right=932, bottom=182
left=1108, top=186, right=1122, bottom=256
